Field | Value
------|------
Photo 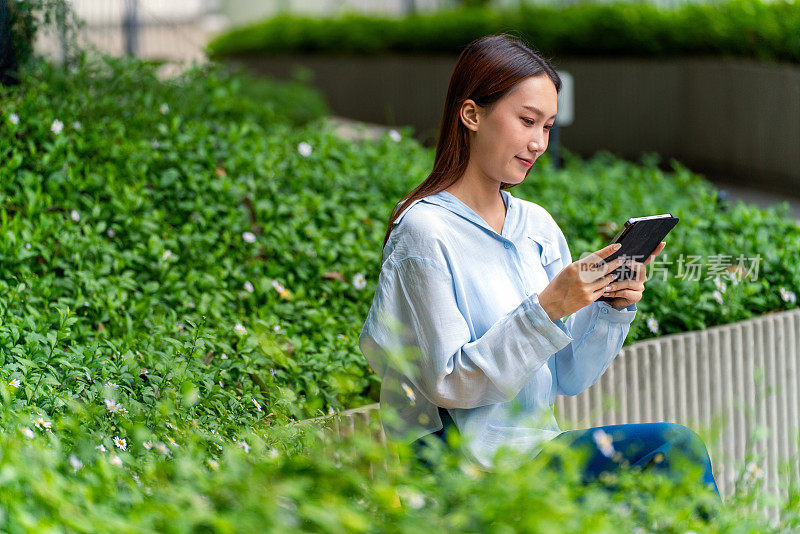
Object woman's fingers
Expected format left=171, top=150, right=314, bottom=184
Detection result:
left=602, top=288, right=640, bottom=301
left=603, top=278, right=645, bottom=294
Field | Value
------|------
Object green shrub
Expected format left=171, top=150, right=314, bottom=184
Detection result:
left=207, top=0, right=800, bottom=65
left=0, top=53, right=797, bottom=530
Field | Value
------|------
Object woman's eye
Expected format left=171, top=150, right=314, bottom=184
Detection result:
left=521, top=117, right=535, bottom=125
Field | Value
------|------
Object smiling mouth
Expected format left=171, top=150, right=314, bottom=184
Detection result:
left=515, top=156, right=533, bottom=167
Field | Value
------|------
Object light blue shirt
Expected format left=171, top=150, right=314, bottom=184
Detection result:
left=358, top=189, right=637, bottom=469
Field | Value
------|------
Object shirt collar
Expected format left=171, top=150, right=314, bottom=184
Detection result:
left=418, top=189, right=515, bottom=237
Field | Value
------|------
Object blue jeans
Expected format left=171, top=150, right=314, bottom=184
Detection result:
left=546, top=422, right=721, bottom=501
left=413, top=408, right=721, bottom=502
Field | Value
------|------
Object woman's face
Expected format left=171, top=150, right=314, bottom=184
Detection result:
left=460, top=74, right=558, bottom=185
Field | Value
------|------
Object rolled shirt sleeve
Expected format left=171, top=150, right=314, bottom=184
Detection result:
left=547, top=299, right=637, bottom=397
left=545, top=221, right=638, bottom=397
left=359, top=255, right=574, bottom=410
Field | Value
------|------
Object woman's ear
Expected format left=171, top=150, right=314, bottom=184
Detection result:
left=459, top=99, right=480, bottom=132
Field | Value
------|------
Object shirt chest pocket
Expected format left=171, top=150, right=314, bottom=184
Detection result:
left=525, top=235, right=560, bottom=290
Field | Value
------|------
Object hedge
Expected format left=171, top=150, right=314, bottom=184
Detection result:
left=207, top=0, right=800, bottom=65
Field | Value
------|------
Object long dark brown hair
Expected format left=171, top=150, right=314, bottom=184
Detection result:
left=382, top=33, right=562, bottom=250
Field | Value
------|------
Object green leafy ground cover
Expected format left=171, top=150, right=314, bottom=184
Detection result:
left=0, top=54, right=797, bottom=531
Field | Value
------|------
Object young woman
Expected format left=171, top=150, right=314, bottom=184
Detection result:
left=358, top=33, right=720, bottom=504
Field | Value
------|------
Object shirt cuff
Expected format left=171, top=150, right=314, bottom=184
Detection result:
left=595, top=300, right=638, bottom=324
left=521, top=293, right=574, bottom=349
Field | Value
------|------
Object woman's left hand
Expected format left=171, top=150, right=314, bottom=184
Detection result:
left=603, top=241, right=666, bottom=310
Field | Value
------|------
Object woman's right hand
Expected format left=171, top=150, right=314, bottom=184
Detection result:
left=538, top=243, right=627, bottom=321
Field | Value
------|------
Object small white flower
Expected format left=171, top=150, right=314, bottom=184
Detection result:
left=113, top=436, right=127, bottom=450
left=69, top=454, right=83, bottom=472
left=388, top=129, right=402, bottom=142
left=109, top=453, right=122, bottom=467
left=646, top=316, right=659, bottom=334
left=107, top=382, right=118, bottom=390
left=234, top=323, right=247, bottom=336
left=72, top=121, right=82, bottom=131
left=207, top=459, right=219, bottom=470
left=96, top=444, right=107, bottom=453
left=107, top=228, right=116, bottom=238
left=615, top=502, right=632, bottom=517
left=271, top=279, right=285, bottom=293
left=592, top=429, right=615, bottom=458
left=243, top=281, right=254, bottom=293
left=175, top=323, right=184, bottom=331
left=242, top=231, right=256, bottom=243
left=297, top=141, right=312, bottom=157
left=34, top=417, right=52, bottom=431
left=187, top=301, right=195, bottom=308
left=459, top=460, right=483, bottom=479
left=352, top=272, right=366, bottom=290
left=9, top=379, right=20, bottom=388
left=25, top=243, right=31, bottom=249
left=156, top=442, right=171, bottom=455
left=713, top=278, right=727, bottom=293
left=151, top=139, right=160, bottom=150
left=402, top=489, right=425, bottom=509
left=51, top=119, right=63, bottom=134
left=160, top=103, right=169, bottom=114
left=166, top=436, right=178, bottom=447
left=161, top=249, right=173, bottom=261
left=270, top=368, right=276, bottom=376
left=70, top=210, right=80, bottom=222
left=744, top=461, right=764, bottom=483
left=8, top=113, right=19, bottom=125
left=401, top=382, right=416, bottom=403
left=237, top=440, right=250, bottom=453
left=337, top=333, right=346, bottom=340
left=220, top=353, right=228, bottom=360
left=712, top=290, right=724, bottom=305
left=780, top=287, right=797, bottom=304
left=218, top=380, right=223, bottom=387
left=165, top=421, right=175, bottom=429
left=105, top=399, right=120, bottom=413
left=20, top=426, right=34, bottom=439
left=252, top=398, right=262, bottom=412
left=216, top=443, right=223, bottom=451
left=142, top=441, right=153, bottom=450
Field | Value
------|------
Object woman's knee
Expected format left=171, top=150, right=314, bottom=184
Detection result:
left=664, top=423, right=712, bottom=460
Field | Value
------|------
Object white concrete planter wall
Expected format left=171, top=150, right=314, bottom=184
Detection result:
left=303, top=307, right=800, bottom=523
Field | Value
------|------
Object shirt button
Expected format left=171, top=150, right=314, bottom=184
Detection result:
left=503, top=242, right=512, bottom=249
left=601, top=308, right=609, bottom=314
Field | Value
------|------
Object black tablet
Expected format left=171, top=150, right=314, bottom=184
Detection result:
left=596, top=213, right=679, bottom=302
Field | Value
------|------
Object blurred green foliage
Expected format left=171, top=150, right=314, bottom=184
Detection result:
left=208, top=0, right=800, bottom=65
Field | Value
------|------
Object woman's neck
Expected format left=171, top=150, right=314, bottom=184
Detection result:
left=445, top=172, right=505, bottom=217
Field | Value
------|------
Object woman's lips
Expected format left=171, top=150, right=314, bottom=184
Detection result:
left=515, top=156, right=533, bottom=167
